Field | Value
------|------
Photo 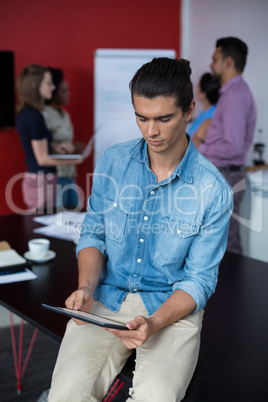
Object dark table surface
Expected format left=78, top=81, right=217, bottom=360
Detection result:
left=1, top=213, right=268, bottom=401
left=0, top=213, right=77, bottom=341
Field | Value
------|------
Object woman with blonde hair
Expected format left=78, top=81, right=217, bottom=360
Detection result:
left=16, top=64, right=87, bottom=211
left=43, top=67, right=82, bottom=209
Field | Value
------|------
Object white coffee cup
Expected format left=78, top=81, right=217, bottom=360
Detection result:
left=28, top=238, right=50, bottom=260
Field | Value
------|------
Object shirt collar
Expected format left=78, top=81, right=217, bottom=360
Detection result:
left=220, top=75, right=243, bottom=95
left=129, top=136, right=198, bottom=184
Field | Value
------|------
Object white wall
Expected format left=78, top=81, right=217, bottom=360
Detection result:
left=94, top=49, right=176, bottom=163
left=181, top=0, right=268, bottom=165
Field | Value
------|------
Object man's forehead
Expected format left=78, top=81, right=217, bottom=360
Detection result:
left=133, top=95, right=182, bottom=118
left=214, top=47, right=223, bottom=59
left=133, top=94, right=177, bottom=107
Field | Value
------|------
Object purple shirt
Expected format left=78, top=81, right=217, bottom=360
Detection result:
left=199, top=76, right=256, bottom=167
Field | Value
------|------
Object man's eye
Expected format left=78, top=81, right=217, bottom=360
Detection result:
left=160, top=118, right=171, bottom=123
left=139, top=117, right=147, bottom=122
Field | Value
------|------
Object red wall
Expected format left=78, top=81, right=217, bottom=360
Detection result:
left=0, top=0, right=181, bottom=215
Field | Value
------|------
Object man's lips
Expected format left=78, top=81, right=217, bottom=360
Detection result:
left=147, top=139, right=164, bottom=146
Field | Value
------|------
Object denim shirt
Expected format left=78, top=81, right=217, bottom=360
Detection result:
left=77, top=137, right=233, bottom=316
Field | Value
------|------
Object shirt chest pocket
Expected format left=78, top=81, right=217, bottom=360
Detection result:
left=163, top=217, right=200, bottom=239
left=153, top=217, right=200, bottom=271
left=103, top=198, right=132, bottom=243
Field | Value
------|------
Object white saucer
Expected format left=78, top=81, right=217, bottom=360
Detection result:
left=23, top=250, right=56, bottom=263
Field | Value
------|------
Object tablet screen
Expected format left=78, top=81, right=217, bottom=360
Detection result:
left=42, top=304, right=128, bottom=330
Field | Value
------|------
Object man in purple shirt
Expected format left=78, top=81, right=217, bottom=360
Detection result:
left=199, top=37, right=256, bottom=254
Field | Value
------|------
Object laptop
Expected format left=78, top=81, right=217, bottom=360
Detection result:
left=48, top=128, right=98, bottom=160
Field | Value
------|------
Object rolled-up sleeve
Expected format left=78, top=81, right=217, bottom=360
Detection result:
left=173, top=185, right=233, bottom=312
left=76, top=155, right=107, bottom=257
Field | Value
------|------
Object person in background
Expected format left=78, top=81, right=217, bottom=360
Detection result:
left=16, top=64, right=88, bottom=212
left=48, top=57, right=232, bottom=402
left=199, top=37, right=257, bottom=254
left=188, top=72, right=220, bottom=149
left=43, top=68, right=81, bottom=209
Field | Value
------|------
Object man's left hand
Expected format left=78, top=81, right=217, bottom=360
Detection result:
left=105, top=315, right=155, bottom=349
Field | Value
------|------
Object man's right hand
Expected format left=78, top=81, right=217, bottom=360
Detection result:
left=65, top=287, right=94, bottom=325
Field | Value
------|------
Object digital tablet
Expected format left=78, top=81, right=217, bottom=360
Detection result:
left=48, top=127, right=99, bottom=160
left=41, top=303, right=128, bottom=330
left=48, top=135, right=95, bottom=159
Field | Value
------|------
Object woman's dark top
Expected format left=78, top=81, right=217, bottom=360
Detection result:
left=17, top=106, right=56, bottom=174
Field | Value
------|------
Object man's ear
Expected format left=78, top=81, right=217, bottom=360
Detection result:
left=225, top=56, right=234, bottom=69
left=185, top=100, right=195, bottom=122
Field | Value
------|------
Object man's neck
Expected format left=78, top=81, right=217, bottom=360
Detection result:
left=221, top=70, right=241, bottom=86
left=148, top=137, right=188, bottom=183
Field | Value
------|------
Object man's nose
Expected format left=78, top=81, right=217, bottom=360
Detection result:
left=147, top=120, right=159, bottom=136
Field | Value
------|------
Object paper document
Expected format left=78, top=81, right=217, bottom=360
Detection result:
left=0, top=249, right=26, bottom=267
left=0, top=268, right=37, bottom=284
left=34, top=224, right=79, bottom=241
left=33, top=211, right=87, bottom=226
left=33, top=211, right=87, bottom=242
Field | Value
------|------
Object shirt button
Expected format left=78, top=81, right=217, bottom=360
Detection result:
left=139, top=238, right=144, bottom=243
left=150, top=190, right=154, bottom=195
left=133, top=274, right=137, bottom=277
left=177, top=229, right=181, bottom=234
left=113, top=202, right=117, bottom=207
left=144, top=216, right=148, bottom=221
left=133, top=289, right=137, bottom=292
left=137, top=258, right=142, bottom=263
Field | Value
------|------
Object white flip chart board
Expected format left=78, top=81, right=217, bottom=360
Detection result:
left=94, top=48, right=176, bottom=163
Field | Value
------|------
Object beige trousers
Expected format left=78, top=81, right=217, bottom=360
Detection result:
left=48, top=293, right=203, bottom=402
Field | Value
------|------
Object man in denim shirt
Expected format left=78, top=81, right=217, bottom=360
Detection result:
left=49, top=58, right=233, bottom=402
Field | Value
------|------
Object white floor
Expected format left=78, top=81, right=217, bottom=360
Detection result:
left=0, top=305, right=21, bottom=328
